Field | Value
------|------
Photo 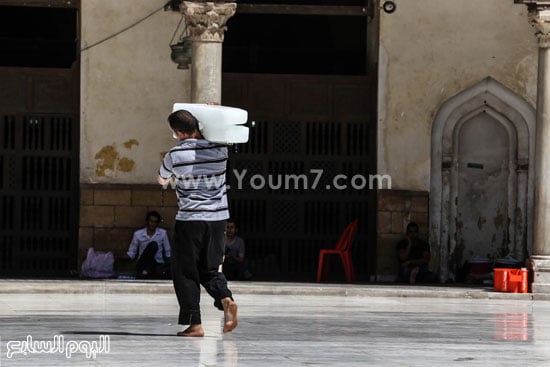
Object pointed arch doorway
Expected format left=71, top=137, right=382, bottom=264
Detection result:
left=430, top=77, right=535, bottom=282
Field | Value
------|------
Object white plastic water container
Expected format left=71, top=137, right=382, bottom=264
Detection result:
left=172, top=103, right=249, bottom=144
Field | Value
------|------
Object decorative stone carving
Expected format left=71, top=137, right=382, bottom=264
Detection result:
left=527, top=6, right=550, bottom=47
left=182, top=1, right=237, bottom=42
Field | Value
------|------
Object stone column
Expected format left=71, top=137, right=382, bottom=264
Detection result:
left=525, top=3, right=550, bottom=293
left=182, top=1, right=236, bottom=104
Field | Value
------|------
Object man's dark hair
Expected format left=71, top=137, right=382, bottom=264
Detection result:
left=227, top=218, right=239, bottom=228
left=168, top=109, right=199, bottom=135
left=146, top=210, right=162, bottom=222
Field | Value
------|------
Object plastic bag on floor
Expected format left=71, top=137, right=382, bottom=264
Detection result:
left=80, top=248, right=114, bottom=278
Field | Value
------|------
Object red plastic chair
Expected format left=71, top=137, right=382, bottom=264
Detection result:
left=316, top=219, right=358, bottom=283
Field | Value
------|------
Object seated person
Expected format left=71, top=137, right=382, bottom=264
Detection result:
left=122, top=210, right=171, bottom=278
left=396, top=222, right=435, bottom=284
left=222, top=218, right=252, bottom=280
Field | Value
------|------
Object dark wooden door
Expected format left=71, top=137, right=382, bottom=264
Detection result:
left=0, top=66, right=79, bottom=276
left=222, top=73, right=376, bottom=281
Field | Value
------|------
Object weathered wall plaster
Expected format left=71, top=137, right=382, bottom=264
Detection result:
left=378, top=0, right=537, bottom=190
left=81, top=0, right=190, bottom=183
left=93, top=143, right=139, bottom=177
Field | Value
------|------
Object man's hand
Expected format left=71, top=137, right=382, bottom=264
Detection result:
left=158, top=175, right=171, bottom=189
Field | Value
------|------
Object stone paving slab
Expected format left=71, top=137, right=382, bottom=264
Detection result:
left=0, top=292, right=549, bottom=366
left=0, top=279, right=548, bottom=300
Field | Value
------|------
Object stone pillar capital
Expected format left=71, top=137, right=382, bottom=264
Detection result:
left=527, top=6, right=550, bottom=47
left=182, top=1, right=237, bottom=42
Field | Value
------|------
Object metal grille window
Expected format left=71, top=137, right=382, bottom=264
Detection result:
left=224, top=73, right=376, bottom=281
left=0, top=113, right=78, bottom=276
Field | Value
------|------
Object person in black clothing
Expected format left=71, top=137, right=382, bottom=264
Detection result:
left=158, top=109, right=238, bottom=337
left=396, top=222, right=435, bottom=284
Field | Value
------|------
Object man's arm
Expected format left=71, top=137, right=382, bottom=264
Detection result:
left=228, top=237, right=245, bottom=262
left=162, top=229, right=171, bottom=259
left=407, top=242, right=431, bottom=266
left=420, top=249, right=431, bottom=264
left=125, top=232, right=139, bottom=260
left=158, top=150, right=174, bottom=187
left=158, top=175, right=171, bottom=187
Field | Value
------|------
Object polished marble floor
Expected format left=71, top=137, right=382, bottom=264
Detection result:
left=0, top=290, right=549, bottom=366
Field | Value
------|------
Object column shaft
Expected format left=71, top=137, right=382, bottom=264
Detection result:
left=533, top=47, right=550, bottom=255
left=191, top=42, right=222, bottom=103
left=181, top=1, right=236, bottom=104
left=527, top=6, right=550, bottom=293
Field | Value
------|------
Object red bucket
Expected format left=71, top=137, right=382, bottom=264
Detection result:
left=494, top=268, right=528, bottom=293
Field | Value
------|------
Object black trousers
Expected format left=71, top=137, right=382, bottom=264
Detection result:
left=136, top=241, right=159, bottom=276
left=171, top=220, right=233, bottom=325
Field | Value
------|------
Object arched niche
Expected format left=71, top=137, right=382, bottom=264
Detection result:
left=430, top=77, right=535, bottom=282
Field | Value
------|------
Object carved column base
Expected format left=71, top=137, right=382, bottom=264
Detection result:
left=529, top=255, right=550, bottom=293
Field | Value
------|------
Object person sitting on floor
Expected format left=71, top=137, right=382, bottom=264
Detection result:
left=396, top=222, right=436, bottom=284
left=122, top=210, right=171, bottom=278
left=222, top=218, right=252, bottom=280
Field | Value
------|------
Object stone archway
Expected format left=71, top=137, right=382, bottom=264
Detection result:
left=430, top=77, right=535, bottom=282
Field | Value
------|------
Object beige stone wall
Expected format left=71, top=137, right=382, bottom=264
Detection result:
left=77, top=1, right=540, bottom=279
left=80, top=0, right=190, bottom=184
left=376, top=190, right=429, bottom=278
left=378, top=0, right=537, bottom=190
left=79, top=184, right=178, bottom=264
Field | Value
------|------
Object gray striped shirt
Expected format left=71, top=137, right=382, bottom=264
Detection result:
left=159, top=139, right=229, bottom=221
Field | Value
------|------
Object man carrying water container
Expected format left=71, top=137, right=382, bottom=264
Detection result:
left=158, top=108, right=238, bottom=337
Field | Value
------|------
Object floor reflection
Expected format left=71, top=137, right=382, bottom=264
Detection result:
left=494, top=313, right=530, bottom=341
left=195, top=338, right=238, bottom=366
left=193, top=319, right=238, bottom=367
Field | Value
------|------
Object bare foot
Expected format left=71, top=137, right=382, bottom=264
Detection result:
left=177, top=324, right=204, bottom=337
left=221, top=298, right=238, bottom=333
